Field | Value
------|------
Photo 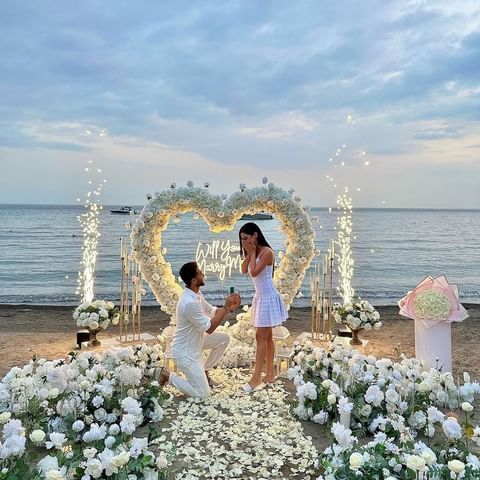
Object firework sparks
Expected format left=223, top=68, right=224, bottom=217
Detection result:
left=76, top=160, right=105, bottom=303
left=336, top=194, right=354, bottom=305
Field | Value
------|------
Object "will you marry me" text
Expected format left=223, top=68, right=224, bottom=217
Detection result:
left=195, top=240, right=242, bottom=280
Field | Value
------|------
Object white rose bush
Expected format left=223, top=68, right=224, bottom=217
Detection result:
left=317, top=428, right=480, bottom=479
left=0, top=343, right=173, bottom=479
left=73, top=299, right=120, bottom=331
left=290, top=341, right=480, bottom=478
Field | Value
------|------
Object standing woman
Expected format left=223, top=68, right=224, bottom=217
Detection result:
left=239, top=222, right=287, bottom=392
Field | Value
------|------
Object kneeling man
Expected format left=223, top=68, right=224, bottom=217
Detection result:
left=159, top=262, right=240, bottom=398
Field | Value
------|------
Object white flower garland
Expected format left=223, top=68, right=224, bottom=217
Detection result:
left=130, top=183, right=316, bottom=318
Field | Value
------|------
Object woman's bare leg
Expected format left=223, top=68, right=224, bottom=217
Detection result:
left=263, top=328, right=276, bottom=383
left=248, top=327, right=270, bottom=388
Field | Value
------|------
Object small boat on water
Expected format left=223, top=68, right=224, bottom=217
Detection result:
left=241, top=212, right=273, bottom=220
left=110, top=206, right=137, bottom=215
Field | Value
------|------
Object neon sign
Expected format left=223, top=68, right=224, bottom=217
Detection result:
left=195, top=240, right=242, bottom=280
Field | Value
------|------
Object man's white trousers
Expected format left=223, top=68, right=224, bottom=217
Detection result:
left=169, top=332, right=229, bottom=398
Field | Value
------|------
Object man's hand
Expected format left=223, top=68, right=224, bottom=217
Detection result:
left=207, top=293, right=242, bottom=334
left=224, top=293, right=241, bottom=312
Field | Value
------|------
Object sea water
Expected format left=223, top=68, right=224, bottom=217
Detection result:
left=0, top=204, right=478, bottom=306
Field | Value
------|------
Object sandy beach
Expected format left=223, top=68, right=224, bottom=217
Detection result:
left=1, top=303, right=479, bottom=379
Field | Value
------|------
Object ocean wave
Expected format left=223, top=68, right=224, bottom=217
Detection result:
left=1, top=289, right=479, bottom=306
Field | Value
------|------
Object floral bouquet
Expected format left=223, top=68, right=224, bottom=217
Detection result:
left=399, top=275, right=469, bottom=328
left=73, top=299, right=120, bottom=332
left=399, top=276, right=469, bottom=372
left=333, top=300, right=381, bottom=332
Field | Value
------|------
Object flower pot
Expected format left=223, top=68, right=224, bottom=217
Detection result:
left=350, top=328, right=363, bottom=346
left=88, top=328, right=102, bottom=347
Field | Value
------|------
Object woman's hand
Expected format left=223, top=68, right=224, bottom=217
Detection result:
left=242, top=239, right=257, bottom=254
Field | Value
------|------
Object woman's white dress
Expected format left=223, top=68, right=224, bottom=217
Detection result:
left=250, top=258, right=288, bottom=327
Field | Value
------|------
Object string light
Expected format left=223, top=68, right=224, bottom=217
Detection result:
left=75, top=160, right=104, bottom=303
left=336, top=194, right=354, bottom=305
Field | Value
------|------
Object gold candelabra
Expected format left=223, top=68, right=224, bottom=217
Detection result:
left=119, top=237, right=144, bottom=342
left=310, top=239, right=336, bottom=340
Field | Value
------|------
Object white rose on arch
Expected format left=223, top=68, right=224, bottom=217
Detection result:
left=131, top=184, right=316, bottom=317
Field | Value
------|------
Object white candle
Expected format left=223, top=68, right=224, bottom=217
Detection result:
left=340, top=396, right=351, bottom=428
left=340, top=410, right=351, bottom=429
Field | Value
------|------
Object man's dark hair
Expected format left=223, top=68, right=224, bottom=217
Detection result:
left=179, top=262, right=198, bottom=287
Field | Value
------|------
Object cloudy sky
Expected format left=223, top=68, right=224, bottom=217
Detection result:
left=0, top=0, right=479, bottom=208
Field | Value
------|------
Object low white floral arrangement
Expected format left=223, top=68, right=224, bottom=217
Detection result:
left=73, top=299, right=120, bottom=331
left=218, top=306, right=256, bottom=368
left=333, top=299, right=382, bottom=331
left=288, top=341, right=480, bottom=477
left=0, top=344, right=172, bottom=479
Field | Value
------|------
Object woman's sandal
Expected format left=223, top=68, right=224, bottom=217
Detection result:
left=264, top=381, right=277, bottom=388
left=241, top=382, right=265, bottom=393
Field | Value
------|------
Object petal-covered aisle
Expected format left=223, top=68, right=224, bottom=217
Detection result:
left=161, top=369, right=318, bottom=479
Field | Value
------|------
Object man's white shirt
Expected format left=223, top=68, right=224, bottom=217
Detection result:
left=171, top=288, right=217, bottom=361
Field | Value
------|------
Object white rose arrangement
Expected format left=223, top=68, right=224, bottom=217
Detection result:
left=0, top=343, right=171, bottom=478
left=290, top=340, right=480, bottom=476
left=319, top=431, right=480, bottom=478
left=73, top=299, right=119, bottom=331
left=333, top=299, right=382, bottom=331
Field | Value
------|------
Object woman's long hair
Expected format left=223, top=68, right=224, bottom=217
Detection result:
left=239, top=222, right=272, bottom=258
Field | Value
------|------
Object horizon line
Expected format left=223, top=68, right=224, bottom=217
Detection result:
left=0, top=202, right=479, bottom=211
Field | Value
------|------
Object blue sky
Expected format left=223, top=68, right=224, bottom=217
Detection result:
left=0, top=0, right=479, bottom=208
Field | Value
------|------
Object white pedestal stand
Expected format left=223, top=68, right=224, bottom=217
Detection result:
left=414, top=320, right=452, bottom=372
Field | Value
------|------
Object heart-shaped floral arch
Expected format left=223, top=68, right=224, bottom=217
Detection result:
left=131, top=183, right=316, bottom=318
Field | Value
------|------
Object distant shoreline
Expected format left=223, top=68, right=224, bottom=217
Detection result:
left=0, top=204, right=479, bottom=211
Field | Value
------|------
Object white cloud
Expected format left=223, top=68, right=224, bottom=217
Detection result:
left=237, top=112, right=318, bottom=140
left=0, top=0, right=479, bottom=207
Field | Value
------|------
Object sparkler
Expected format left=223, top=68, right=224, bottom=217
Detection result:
left=321, top=115, right=372, bottom=307
left=75, top=160, right=106, bottom=303
left=336, top=194, right=354, bottom=305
